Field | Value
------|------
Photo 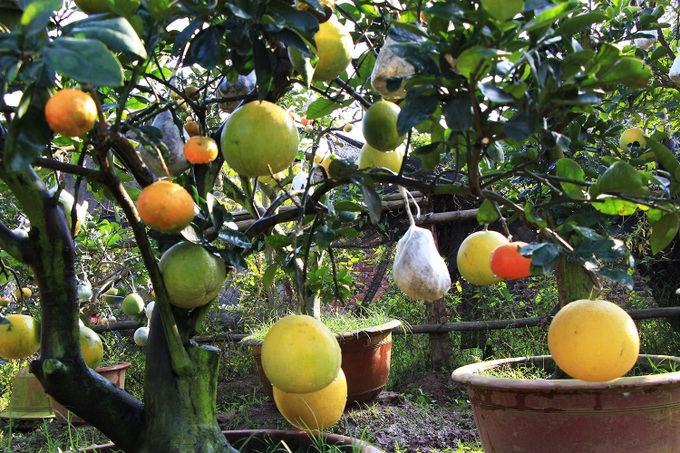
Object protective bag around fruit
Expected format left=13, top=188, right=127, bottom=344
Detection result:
left=370, top=36, right=415, bottom=100
left=392, top=188, right=451, bottom=301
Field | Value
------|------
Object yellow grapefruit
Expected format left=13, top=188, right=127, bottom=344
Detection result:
left=548, top=299, right=640, bottom=382
left=80, top=323, right=104, bottom=369
left=619, top=127, right=646, bottom=150
left=0, top=314, right=40, bottom=360
left=456, top=230, right=508, bottom=286
left=358, top=144, right=404, bottom=173
left=362, top=100, right=406, bottom=151
left=310, top=15, right=354, bottom=82
left=273, top=368, right=347, bottom=431
left=261, top=314, right=341, bottom=394
left=221, top=101, right=299, bottom=177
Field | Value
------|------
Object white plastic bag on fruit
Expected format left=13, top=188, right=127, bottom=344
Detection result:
left=670, top=55, right=680, bottom=83
left=370, top=37, right=415, bottom=100
left=392, top=188, right=451, bottom=301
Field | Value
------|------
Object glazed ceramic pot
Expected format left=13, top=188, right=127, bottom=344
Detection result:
left=451, top=354, right=680, bottom=453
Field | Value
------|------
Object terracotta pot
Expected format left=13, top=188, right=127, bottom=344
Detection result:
left=245, top=319, right=401, bottom=405
left=78, top=429, right=384, bottom=452
left=52, top=362, right=131, bottom=425
left=451, top=354, right=680, bottom=453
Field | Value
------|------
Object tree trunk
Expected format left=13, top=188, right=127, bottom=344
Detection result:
left=142, top=308, right=230, bottom=453
left=554, top=256, right=595, bottom=306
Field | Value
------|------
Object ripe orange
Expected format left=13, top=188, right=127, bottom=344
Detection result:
left=159, top=241, right=227, bottom=310
left=221, top=101, right=299, bottom=177
left=548, top=299, right=640, bottom=382
left=456, top=230, right=508, bottom=286
left=362, top=100, right=406, bottom=151
left=44, top=88, right=97, bottom=137
left=489, top=241, right=532, bottom=280
left=0, top=314, right=41, bottom=360
left=80, top=323, right=104, bottom=369
left=261, top=314, right=341, bottom=394
left=183, top=136, right=219, bottom=164
left=136, top=180, right=195, bottom=233
left=273, top=368, right=347, bottom=431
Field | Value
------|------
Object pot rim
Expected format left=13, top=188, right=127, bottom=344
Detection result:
left=95, top=362, right=131, bottom=373
left=451, top=354, right=680, bottom=392
left=240, top=319, right=402, bottom=345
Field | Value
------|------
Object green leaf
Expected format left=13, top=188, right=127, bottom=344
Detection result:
left=186, top=27, right=222, bottom=69
left=44, top=37, right=124, bottom=86
left=68, top=17, right=148, bottom=60
left=594, top=268, right=633, bottom=289
left=333, top=201, right=363, bottom=212
left=555, top=12, right=608, bottom=36
left=524, top=203, right=547, bottom=228
left=263, top=263, right=278, bottom=289
left=397, top=87, right=438, bottom=135
left=218, top=249, right=248, bottom=271
left=556, top=158, right=586, bottom=200
left=443, top=95, right=472, bottom=132
left=265, top=234, right=292, bottom=248
left=595, top=56, right=652, bottom=89
left=650, top=213, right=679, bottom=255
left=351, top=175, right=381, bottom=225
left=218, top=229, right=251, bottom=249
left=306, top=97, right=346, bottom=119
left=523, top=1, right=578, bottom=32
left=477, top=199, right=500, bottom=225
left=314, top=225, right=335, bottom=250
left=504, top=110, right=537, bottom=141
left=4, top=84, right=52, bottom=171
left=480, top=0, right=524, bottom=23
left=591, top=195, right=638, bottom=216
left=253, top=36, right=274, bottom=100
left=479, top=83, right=513, bottom=103
left=523, top=242, right=560, bottom=273
left=21, top=0, right=61, bottom=36
left=336, top=227, right=359, bottom=238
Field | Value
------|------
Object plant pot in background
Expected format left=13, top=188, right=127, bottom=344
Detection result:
left=245, top=319, right=401, bottom=405
left=52, top=362, right=131, bottom=425
left=76, top=429, right=384, bottom=452
left=451, top=354, right=680, bottom=453
left=0, top=366, right=54, bottom=420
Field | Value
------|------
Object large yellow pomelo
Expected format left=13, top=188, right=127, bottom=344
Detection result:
left=80, top=323, right=104, bottom=369
left=362, top=100, right=406, bottom=151
left=0, top=314, right=40, bottom=360
left=273, top=368, right=347, bottom=431
left=548, top=299, right=640, bottom=382
left=619, top=127, right=646, bottom=150
left=221, top=101, right=299, bottom=177
left=159, top=241, right=227, bottom=309
left=456, top=230, right=508, bottom=286
left=311, top=15, right=354, bottom=82
left=358, top=144, right=404, bottom=173
left=261, top=314, right=341, bottom=394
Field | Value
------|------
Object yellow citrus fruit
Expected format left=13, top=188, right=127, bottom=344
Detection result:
left=262, top=314, right=341, bottom=394
left=136, top=180, right=195, bottom=233
left=456, top=230, right=508, bottom=286
left=619, top=127, right=647, bottom=150
left=0, top=297, right=10, bottom=307
left=362, top=100, right=406, bottom=151
left=310, top=15, right=354, bottom=82
left=548, top=299, right=640, bottom=382
left=183, top=136, right=219, bottom=164
left=273, top=368, right=347, bottom=431
left=13, top=287, right=32, bottom=299
left=103, top=287, right=119, bottom=304
left=184, top=121, right=200, bottom=137
left=80, top=323, right=104, bottom=369
left=159, top=241, right=227, bottom=310
left=221, top=101, right=299, bottom=177
left=44, top=88, right=97, bottom=137
left=358, top=144, right=404, bottom=173
left=122, top=293, right=145, bottom=315
left=0, top=314, right=40, bottom=360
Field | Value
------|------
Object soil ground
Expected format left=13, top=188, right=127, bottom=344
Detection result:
left=216, top=371, right=481, bottom=452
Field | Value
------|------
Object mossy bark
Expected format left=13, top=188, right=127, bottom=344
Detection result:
left=554, top=256, right=596, bottom=306
left=142, top=308, right=230, bottom=453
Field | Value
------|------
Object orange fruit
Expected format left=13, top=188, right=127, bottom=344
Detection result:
left=159, top=241, right=227, bottom=310
left=80, top=323, right=104, bottom=369
left=184, top=121, right=200, bottom=137
left=358, top=144, right=404, bottom=173
left=489, top=241, right=532, bottom=280
left=273, top=368, right=347, bottom=431
left=456, top=230, right=508, bottom=286
left=183, top=136, right=219, bottom=164
left=548, top=299, right=640, bottom=382
left=221, top=101, right=299, bottom=177
left=261, top=314, right=341, bottom=394
left=362, top=100, right=406, bottom=151
left=0, top=314, right=41, bottom=360
left=136, top=180, right=195, bottom=233
left=44, top=88, right=97, bottom=137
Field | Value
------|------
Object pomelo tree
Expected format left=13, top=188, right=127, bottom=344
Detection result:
left=0, top=0, right=679, bottom=451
